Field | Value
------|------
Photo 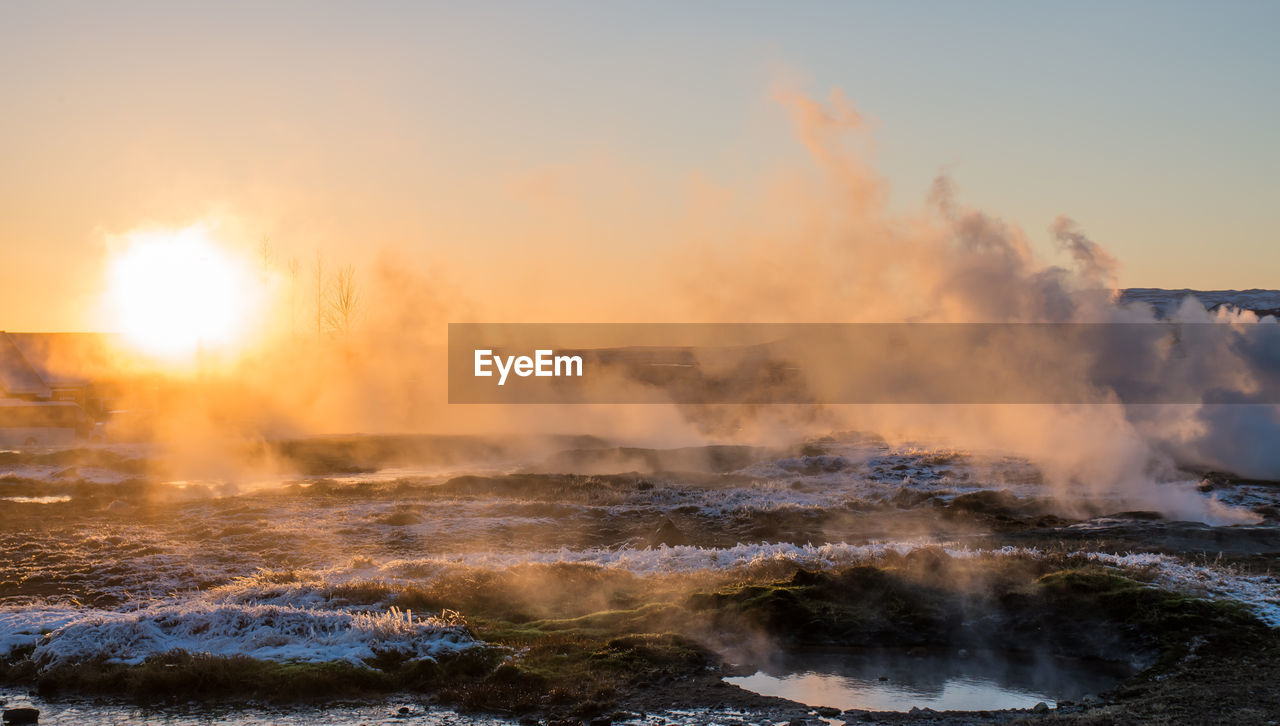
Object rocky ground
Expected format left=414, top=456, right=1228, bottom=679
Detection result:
left=1, top=436, right=1278, bottom=725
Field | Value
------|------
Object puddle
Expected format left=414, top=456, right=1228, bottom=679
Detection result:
left=724, top=648, right=1132, bottom=712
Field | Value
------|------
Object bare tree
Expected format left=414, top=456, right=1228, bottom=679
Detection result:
left=328, top=264, right=360, bottom=336
left=286, top=256, right=301, bottom=335
left=258, top=237, right=274, bottom=273
left=313, top=252, right=327, bottom=336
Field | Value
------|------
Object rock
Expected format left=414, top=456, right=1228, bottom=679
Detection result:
left=815, top=706, right=841, bottom=717
left=877, top=675, right=889, bottom=681
left=1112, top=510, right=1163, bottom=521
left=378, top=510, right=421, bottom=526
left=3, top=709, right=39, bottom=725
left=395, top=706, right=411, bottom=717
left=789, top=718, right=807, bottom=726
left=1033, top=701, right=1050, bottom=713
left=648, top=517, right=690, bottom=547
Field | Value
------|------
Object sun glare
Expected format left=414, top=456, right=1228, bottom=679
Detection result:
left=105, top=226, right=262, bottom=360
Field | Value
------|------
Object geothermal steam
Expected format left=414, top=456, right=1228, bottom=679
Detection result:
left=86, top=88, right=1277, bottom=524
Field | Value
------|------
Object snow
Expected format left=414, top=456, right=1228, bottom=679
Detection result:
left=1121, top=288, right=1280, bottom=318
left=0, top=606, right=80, bottom=657
left=23, top=603, right=474, bottom=666
left=1079, top=552, right=1280, bottom=628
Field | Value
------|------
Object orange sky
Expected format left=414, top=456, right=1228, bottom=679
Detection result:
left=2, top=2, right=1277, bottom=332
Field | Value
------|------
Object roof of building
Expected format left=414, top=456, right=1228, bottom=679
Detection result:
left=5, top=332, right=118, bottom=387
left=0, top=332, right=52, bottom=398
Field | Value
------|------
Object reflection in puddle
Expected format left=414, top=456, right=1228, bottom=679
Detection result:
left=725, top=649, right=1132, bottom=712
left=1, top=495, right=71, bottom=504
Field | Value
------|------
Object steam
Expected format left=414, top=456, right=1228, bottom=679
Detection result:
left=1050, top=216, right=1119, bottom=289
left=54, top=87, right=1279, bottom=524
left=660, top=89, right=1272, bottom=523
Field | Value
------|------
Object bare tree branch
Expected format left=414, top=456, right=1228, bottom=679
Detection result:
left=314, top=252, right=327, bottom=336
left=328, top=264, right=360, bottom=336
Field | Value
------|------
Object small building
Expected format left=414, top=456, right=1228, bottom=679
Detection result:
left=0, top=332, right=51, bottom=401
left=0, top=332, right=98, bottom=446
left=0, top=399, right=87, bottom=447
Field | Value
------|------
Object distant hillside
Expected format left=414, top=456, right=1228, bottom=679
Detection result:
left=1120, top=288, right=1280, bottom=319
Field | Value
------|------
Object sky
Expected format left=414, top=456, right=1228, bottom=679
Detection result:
left=1, top=0, right=1277, bottom=331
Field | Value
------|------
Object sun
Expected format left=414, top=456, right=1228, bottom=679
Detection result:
left=104, top=225, right=263, bottom=360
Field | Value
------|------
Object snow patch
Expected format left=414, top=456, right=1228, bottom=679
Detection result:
left=0, top=606, right=81, bottom=657
left=1080, top=552, right=1280, bottom=627
left=22, top=604, right=474, bottom=666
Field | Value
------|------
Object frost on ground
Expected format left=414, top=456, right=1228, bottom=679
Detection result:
left=10, top=539, right=1276, bottom=670
left=1081, top=551, right=1280, bottom=627
left=3, top=437, right=1279, bottom=691
left=3, top=543, right=1271, bottom=670
left=241, top=543, right=1280, bottom=631
left=1, top=603, right=474, bottom=666
left=0, top=606, right=79, bottom=658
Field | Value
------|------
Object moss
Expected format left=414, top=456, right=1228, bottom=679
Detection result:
left=383, top=563, right=666, bottom=626
left=4, top=645, right=516, bottom=704
left=528, top=603, right=680, bottom=635
left=429, top=607, right=713, bottom=714
left=1030, top=567, right=1261, bottom=637
left=689, top=566, right=962, bottom=647
left=325, top=580, right=395, bottom=606
left=30, top=652, right=393, bottom=701
left=686, top=563, right=1274, bottom=676
left=1027, top=567, right=1269, bottom=672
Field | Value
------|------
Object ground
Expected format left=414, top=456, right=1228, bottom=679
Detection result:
left=1, top=436, right=1278, bottom=724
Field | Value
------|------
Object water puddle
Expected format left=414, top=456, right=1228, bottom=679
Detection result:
left=724, top=648, right=1132, bottom=712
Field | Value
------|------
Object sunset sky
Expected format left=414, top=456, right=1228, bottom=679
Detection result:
left=2, top=0, right=1277, bottom=332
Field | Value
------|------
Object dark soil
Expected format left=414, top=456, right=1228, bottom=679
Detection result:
left=3, top=442, right=1279, bottom=724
